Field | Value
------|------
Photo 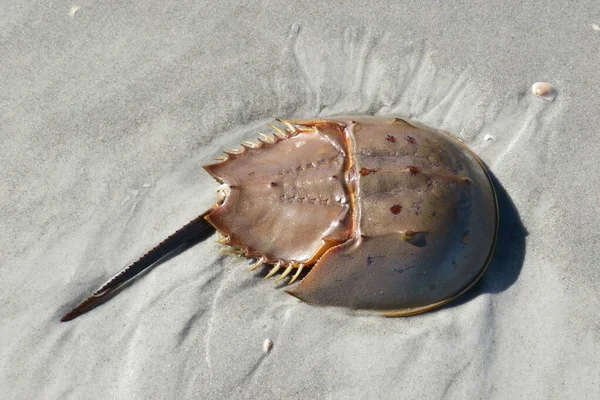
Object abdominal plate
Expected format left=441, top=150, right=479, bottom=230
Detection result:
left=203, top=122, right=353, bottom=265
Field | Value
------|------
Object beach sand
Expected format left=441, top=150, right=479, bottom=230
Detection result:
left=2, top=1, right=599, bottom=398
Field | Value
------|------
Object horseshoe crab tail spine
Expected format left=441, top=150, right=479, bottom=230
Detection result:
left=60, top=207, right=217, bottom=322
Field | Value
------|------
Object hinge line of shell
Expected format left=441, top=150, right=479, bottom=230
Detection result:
left=342, top=121, right=361, bottom=243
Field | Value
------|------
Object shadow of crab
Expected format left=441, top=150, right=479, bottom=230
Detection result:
left=444, top=169, right=527, bottom=311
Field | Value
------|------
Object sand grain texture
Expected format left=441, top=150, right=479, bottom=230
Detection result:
left=1, top=1, right=599, bottom=399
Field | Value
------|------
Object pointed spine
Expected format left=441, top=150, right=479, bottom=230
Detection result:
left=224, top=148, right=244, bottom=155
left=241, top=140, right=259, bottom=149
left=258, top=133, right=276, bottom=145
left=268, top=124, right=288, bottom=139
left=248, top=256, right=267, bottom=272
left=275, top=263, right=295, bottom=283
left=289, top=264, right=304, bottom=284
left=264, top=262, right=282, bottom=280
left=276, top=119, right=298, bottom=135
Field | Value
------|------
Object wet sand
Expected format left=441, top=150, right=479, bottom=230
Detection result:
left=2, top=1, right=599, bottom=398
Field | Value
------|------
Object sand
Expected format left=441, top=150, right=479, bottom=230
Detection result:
left=2, top=1, right=600, bottom=399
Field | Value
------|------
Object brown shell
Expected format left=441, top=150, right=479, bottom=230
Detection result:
left=203, top=116, right=498, bottom=316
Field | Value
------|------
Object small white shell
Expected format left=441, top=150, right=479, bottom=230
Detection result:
left=531, top=82, right=556, bottom=102
left=263, top=338, right=273, bottom=353
left=483, top=134, right=495, bottom=142
left=69, top=5, right=80, bottom=17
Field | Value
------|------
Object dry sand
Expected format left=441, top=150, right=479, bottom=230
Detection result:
left=2, top=1, right=599, bottom=399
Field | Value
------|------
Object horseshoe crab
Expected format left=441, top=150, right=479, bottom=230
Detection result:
left=61, top=116, right=498, bottom=321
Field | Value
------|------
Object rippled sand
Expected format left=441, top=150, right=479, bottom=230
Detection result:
left=2, top=1, right=599, bottom=399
